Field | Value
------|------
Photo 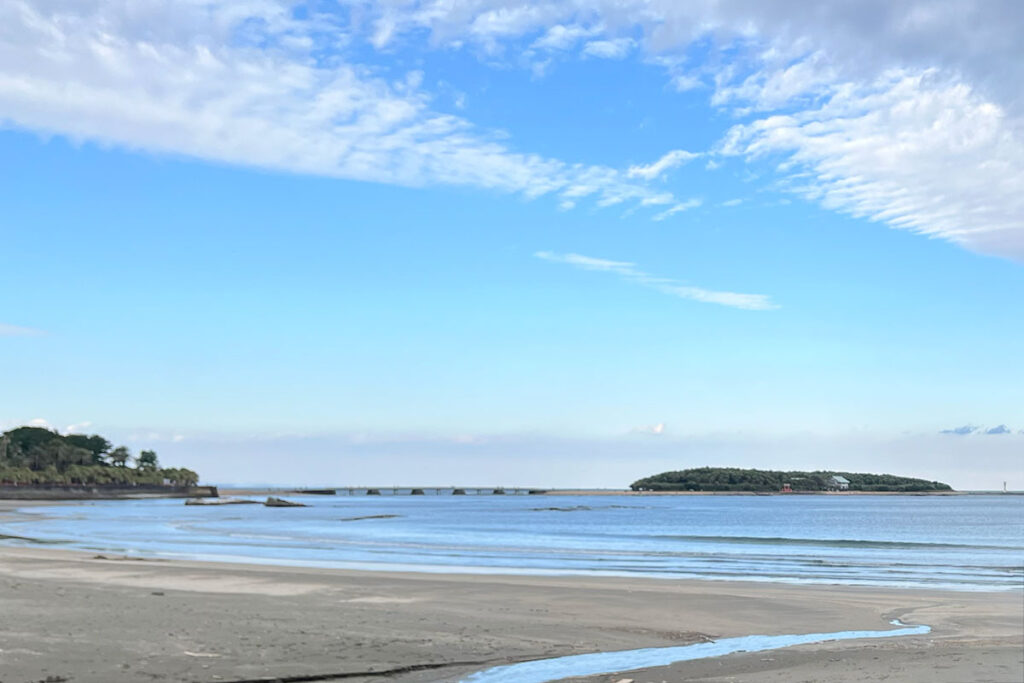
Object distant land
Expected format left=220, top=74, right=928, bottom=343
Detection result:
left=631, top=467, right=953, bottom=493
left=0, top=426, right=206, bottom=498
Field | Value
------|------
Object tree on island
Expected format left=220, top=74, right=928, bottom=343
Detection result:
left=0, top=427, right=199, bottom=488
left=137, top=449, right=159, bottom=471
left=107, top=446, right=132, bottom=468
left=65, top=434, right=112, bottom=465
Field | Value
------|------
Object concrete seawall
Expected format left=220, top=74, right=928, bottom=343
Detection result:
left=0, top=485, right=218, bottom=500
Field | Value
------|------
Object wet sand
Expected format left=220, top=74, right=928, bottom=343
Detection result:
left=0, top=545, right=1020, bottom=683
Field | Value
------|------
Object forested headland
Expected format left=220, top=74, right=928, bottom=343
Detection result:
left=0, top=426, right=199, bottom=486
left=631, top=467, right=953, bottom=493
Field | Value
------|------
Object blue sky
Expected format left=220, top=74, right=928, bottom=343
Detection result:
left=2, top=1, right=1022, bottom=488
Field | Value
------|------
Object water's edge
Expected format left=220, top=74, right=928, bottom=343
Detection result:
left=461, top=620, right=931, bottom=683
left=5, top=495, right=1021, bottom=591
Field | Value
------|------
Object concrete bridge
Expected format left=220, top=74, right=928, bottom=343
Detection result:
left=291, top=487, right=548, bottom=496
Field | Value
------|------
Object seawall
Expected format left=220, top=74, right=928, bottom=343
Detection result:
left=0, top=485, right=218, bottom=500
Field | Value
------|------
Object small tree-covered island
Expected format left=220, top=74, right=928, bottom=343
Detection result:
left=631, top=467, right=953, bottom=493
left=0, top=426, right=199, bottom=488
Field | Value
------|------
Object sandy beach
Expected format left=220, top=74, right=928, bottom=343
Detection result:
left=0, top=541, right=1020, bottom=683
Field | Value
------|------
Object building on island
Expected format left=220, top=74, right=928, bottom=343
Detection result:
left=829, top=475, right=850, bottom=491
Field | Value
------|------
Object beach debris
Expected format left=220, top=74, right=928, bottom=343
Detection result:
left=184, top=651, right=222, bottom=658
left=151, top=591, right=164, bottom=596
left=264, top=496, right=307, bottom=507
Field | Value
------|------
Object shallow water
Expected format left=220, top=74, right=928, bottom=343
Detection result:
left=460, top=621, right=932, bottom=683
left=1, top=493, right=1021, bottom=589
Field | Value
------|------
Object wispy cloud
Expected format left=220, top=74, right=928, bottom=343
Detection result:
left=5, top=3, right=1023, bottom=256
left=941, top=424, right=1017, bottom=436
left=632, top=422, right=666, bottom=436
left=582, top=38, right=635, bottom=60
left=653, top=198, right=702, bottom=221
left=530, top=24, right=599, bottom=52
left=940, top=425, right=978, bottom=436
left=0, top=2, right=682, bottom=219
left=348, top=2, right=1024, bottom=261
left=628, top=150, right=700, bottom=180
left=0, top=323, right=44, bottom=337
left=534, top=251, right=779, bottom=311
left=718, top=70, right=1024, bottom=260
left=64, top=421, right=93, bottom=434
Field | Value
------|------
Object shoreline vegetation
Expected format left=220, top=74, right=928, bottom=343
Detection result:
left=631, top=467, right=954, bottom=493
left=0, top=426, right=207, bottom=499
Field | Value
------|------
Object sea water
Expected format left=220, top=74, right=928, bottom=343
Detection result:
left=460, top=621, right=932, bottom=683
left=1, top=493, right=1021, bottom=590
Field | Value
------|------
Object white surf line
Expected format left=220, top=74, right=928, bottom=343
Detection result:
left=461, top=620, right=930, bottom=683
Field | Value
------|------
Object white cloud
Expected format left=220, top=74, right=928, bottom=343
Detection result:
left=581, top=38, right=634, bottom=60
left=652, top=198, right=702, bottom=221
left=718, top=70, right=1024, bottom=259
left=670, top=73, right=703, bottom=92
left=27, top=418, right=50, bottom=428
left=0, top=323, right=44, bottom=336
left=721, top=198, right=743, bottom=207
left=632, top=422, right=666, bottom=435
left=531, top=24, right=599, bottom=51
left=65, top=421, right=93, bottom=434
left=535, top=251, right=778, bottom=310
left=342, top=1, right=1024, bottom=261
left=0, top=1, right=683, bottom=219
left=5, top=2, right=1023, bottom=257
left=712, top=51, right=837, bottom=112
left=627, top=149, right=701, bottom=180
left=359, top=2, right=1024, bottom=114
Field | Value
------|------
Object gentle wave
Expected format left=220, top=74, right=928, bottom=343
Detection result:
left=4, top=494, right=1022, bottom=590
left=655, top=534, right=1023, bottom=551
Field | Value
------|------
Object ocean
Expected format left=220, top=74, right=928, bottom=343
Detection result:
left=3, top=493, right=1021, bottom=591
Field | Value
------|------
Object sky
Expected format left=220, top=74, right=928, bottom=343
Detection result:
left=1, top=1, right=1022, bottom=489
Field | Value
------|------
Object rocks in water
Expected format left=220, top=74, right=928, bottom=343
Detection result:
left=185, top=497, right=259, bottom=505
left=264, top=496, right=307, bottom=507
left=452, top=489, right=466, bottom=495
left=410, top=488, right=425, bottom=495
left=366, top=489, right=381, bottom=495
